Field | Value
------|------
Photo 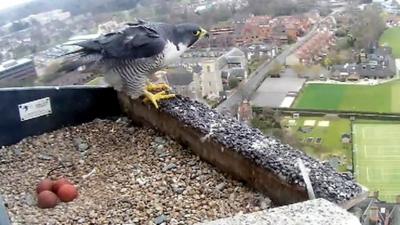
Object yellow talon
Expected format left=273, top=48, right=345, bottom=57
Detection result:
left=146, top=82, right=172, bottom=92
left=143, top=90, right=175, bottom=109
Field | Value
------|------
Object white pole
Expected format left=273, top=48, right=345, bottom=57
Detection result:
left=297, top=158, right=316, bottom=200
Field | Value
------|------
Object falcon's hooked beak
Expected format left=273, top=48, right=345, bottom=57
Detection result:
left=199, top=28, right=209, bottom=39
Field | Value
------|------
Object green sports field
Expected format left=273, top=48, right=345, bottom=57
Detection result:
left=293, top=81, right=400, bottom=113
left=380, top=28, right=400, bottom=58
left=353, top=123, right=400, bottom=202
left=282, top=116, right=352, bottom=171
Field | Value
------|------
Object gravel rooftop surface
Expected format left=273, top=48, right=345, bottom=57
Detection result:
left=159, top=96, right=363, bottom=203
left=196, top=198, right=361, bottom=225
left=0, top=118, right=270, bottom=225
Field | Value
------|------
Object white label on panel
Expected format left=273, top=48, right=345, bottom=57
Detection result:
left=18, top=97, right=52, bottom=121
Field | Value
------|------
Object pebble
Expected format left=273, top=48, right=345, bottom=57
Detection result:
left=215, top=182, right=226, bottom=191
left=78, top=143, right=89, bottom=151
left=162, top=163, right=177, bottom=172
left=155, top=137, right=167, bottom=144
left=154, top=214, right=168, bottom=225
left=37, top=154, right=52, bottom=161
left=22, top=193, right=35, bottom=206
left=13, top=148, right=21, bottom=156
left=0, top=119, right=265, bottom=225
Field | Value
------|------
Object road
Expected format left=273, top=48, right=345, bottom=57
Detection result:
left=216, top=9, right=344, bottom=113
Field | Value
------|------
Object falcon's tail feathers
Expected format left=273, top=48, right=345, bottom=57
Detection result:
left=57, top=51, right=103, bottom=73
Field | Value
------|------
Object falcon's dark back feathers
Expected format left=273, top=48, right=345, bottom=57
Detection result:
left=74, top=25, right=166, bottom=59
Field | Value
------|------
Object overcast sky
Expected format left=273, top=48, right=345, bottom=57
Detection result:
left=0, top=0, right=32, bottom=11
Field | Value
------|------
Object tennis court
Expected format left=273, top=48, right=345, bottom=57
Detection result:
left=353, top=123, right=400, bottom=202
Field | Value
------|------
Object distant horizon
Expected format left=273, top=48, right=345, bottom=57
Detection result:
left=0, top=0, right=33, bottom=11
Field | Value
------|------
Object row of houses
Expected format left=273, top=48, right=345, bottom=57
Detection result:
left=0, top=10, right=98, bottom=63
left=197, top=14, right=316, bottom=49
left=331, top=45, right=397, bottom=81
left=373, top=0, right=400, bottom=14
left=286, top=29, right=336, bottom=66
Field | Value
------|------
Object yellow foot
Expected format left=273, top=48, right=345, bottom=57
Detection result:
left=145, top=82, right=171, bottom=92
left=143, top=90, right=175, bottom=109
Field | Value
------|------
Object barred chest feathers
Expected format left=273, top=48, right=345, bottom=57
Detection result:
left=162, top=41, right=187, bottom=66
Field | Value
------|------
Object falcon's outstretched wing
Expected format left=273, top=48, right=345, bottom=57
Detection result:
left=58, top=25, right=167, bottom=73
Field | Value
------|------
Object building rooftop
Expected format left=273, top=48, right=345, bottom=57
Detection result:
left=0, top=58, right=32, bottom=73
left=252, top=75, right=306, bottom=108
left=332, top=46, right=397, bottom=78
left=166, top=68, right=194, bottom=86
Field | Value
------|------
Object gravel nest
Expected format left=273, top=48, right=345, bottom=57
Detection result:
left=0, top=118, right=270, bottom=225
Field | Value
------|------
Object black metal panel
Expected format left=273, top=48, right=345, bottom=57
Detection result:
left=0, top=86, right=121, bottom=147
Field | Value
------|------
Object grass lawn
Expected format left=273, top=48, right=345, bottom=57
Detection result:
left=282, top=116, right=352, bottom=172
left=380, top=27, right=400, bottom=58
left=293, top=80, right=400, bottom=113
left=353, top=122, right=400, bottom=202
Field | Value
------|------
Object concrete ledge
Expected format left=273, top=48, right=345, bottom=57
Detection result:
left=195, top=199, right=361, bottom=225
left=118, top=94, right=366, bottom=207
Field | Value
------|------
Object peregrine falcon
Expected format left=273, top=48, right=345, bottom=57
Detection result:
left=60, top=20, right=208, bottom=108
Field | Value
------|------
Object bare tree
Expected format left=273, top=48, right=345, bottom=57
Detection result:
left=349, top=5, right=386, bottom=49
left=269, top=62, right=283, bottom=76
left=291, top=64, right=307, bottom=77
left=245, top=0, right=317, bottom=16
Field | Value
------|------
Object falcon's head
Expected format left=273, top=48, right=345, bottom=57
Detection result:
left=174, top=23, right=209, bottom=48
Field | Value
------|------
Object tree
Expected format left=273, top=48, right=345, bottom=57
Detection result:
left=269, top=62, right=283, bottom=76
left=327, top=50, right=352, bottom=65
left=197, top=6, right=233, bottom=26
left=280, top=130, right=303, bottom=149
left=335, top=29, right=347, bottom=37
left=319, top=6, right=332, bottom=16
left=349, top=5, right=386, bottom=49
left=291, top=64, right=307, bottom=76
left=245, top=0, right=317, bottom=16
left=228, top=77, right=240, bottom=89
left=309, top=65, right=323, bottom=76
left=322, top=57, right=333, bottom=68
left=0, top=0, right=141, bottom=25
left=288, top=35, right=297, bottom=44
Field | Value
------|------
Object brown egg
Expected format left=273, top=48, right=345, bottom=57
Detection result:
left=57, top=184, right=78, bottom=202
left=37, top=190, right=58, bottom=208
left=52, top=178, right=72, bottom=193
left=36, top=179, right=54, bottom=194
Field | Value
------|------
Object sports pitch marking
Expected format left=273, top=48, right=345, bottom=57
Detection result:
left=353, top=123, right=400, bottom=202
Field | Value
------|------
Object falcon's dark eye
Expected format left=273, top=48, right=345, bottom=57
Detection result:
left=193, top=30, right=201, bottom=36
